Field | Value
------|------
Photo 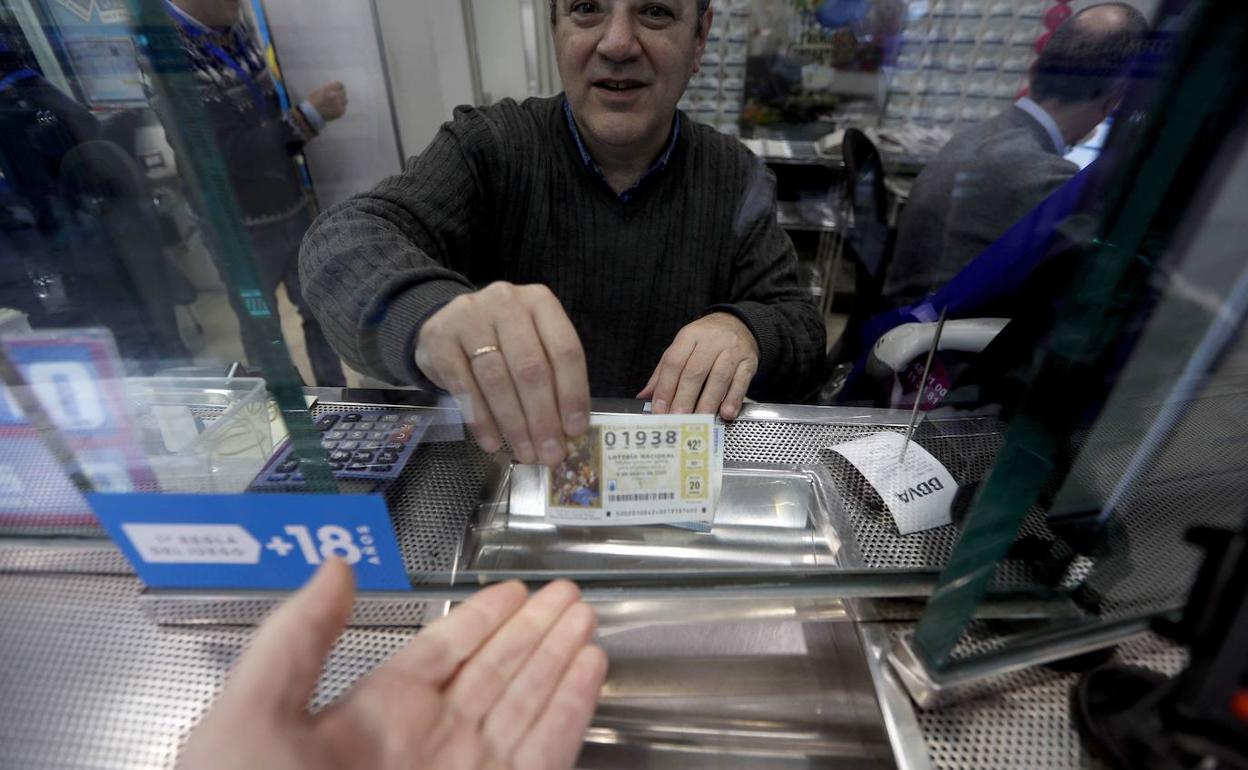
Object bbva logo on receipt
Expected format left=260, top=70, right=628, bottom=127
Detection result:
left=895, top=477, right=945, bottom=504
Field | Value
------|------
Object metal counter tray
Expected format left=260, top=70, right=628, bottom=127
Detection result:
left=463, top=462, right=863, bottom=572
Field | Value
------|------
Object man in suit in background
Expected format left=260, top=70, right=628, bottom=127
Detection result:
left=883, top=2, right=1149, bottom=309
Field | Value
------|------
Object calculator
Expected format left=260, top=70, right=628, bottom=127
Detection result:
left=250, top=409, right=431, bottom=489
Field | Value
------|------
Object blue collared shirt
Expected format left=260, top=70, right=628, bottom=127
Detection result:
left=1014, top=97, right=1068, bottom=155
left=562, top=97, right=680, bottom=203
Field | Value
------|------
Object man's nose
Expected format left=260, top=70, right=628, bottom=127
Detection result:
left=596, top=8, right=642, bottom=62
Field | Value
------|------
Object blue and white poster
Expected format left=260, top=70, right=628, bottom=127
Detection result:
left=89, top=492, right=411, bottom=591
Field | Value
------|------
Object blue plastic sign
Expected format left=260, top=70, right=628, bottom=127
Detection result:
left=87, top=493, right=410, bottom=591
left=1, top=330, right=152, bottom=526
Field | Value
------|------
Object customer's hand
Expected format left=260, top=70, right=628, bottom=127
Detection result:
left=638, top=312, right=759, bottom=420
left=415, top=282, right=591, bottom=466
left=308, top=81, right=348, bottom=121
left=179, top=561, right=605, bottom=770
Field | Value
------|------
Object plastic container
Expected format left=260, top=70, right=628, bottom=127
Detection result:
left=123, top=377, right=273, bottom=493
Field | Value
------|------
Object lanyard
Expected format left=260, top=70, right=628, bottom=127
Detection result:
left=164, top=2, right=271, bottom=118
left=0, top=68, right=39, bottom=92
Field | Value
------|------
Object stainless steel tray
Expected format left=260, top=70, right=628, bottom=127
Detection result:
left=462, top=461, right=864, bottom=572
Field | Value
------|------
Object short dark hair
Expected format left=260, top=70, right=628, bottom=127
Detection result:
left=1031, top=2, right=1150, bottom=104
left=548, top=0, right=712, bottom=25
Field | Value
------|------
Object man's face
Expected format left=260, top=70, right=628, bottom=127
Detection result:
left=554, top=0, right=709, bottom=153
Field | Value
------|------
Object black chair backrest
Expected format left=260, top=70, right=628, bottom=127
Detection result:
left=842, top=127, right=888, bottom=228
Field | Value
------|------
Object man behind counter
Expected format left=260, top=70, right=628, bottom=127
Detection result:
left=883, top=2, right=1150, bottom=309
left=300, top=0, right=825, bottom=468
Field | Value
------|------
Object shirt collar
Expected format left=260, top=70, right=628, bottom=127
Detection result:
left=1015, top=97, right=1068, bottom=155
left=562, top=97, right=680, bottom=203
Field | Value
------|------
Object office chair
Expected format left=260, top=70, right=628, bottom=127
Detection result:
left=836, top=159, right=1101, bottom=408
left=812, top=128, right=897, bottom=403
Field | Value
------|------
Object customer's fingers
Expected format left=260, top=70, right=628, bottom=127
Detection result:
left=497, top=313, right=567, bottom=467
left=480, top=601, right=598, bottom=758
left=648, top=335, right=696, bottom=414
left=427, top=722, right=488, bottom=770
left=694, top=350, right=738, bottom=415
left=380, top=581, right=528, bottom=687
left=226, top=559, right=355, bottom=715
left=445, top=580, right=582, bottom=721
left=669, top=343, right=719, bottom=414
left=719, top=359, right=756, bottom=421
left=511, top=644, right=608, bottom=770
left=528, top=292, right=590, bottom=439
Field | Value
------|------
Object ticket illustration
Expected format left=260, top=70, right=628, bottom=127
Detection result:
left=544, top=414, right=724, bottom=526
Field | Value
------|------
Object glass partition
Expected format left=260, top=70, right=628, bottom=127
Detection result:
left=0, top=0, right=1242, bottom=629
left=907, top=0, right=1248, bottom=671
left=1, top=0, right=339, bottom=540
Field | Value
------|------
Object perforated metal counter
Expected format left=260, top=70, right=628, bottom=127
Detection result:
left=0, top=395, right=1187, bottom=769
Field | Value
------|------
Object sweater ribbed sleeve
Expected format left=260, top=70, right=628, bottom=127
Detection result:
left=708, top=156, right=825, bottom=400
left=299, top=107, right=488, bottom=383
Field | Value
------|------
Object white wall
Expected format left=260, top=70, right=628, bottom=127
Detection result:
left=470, top=0, right=533, bottom=103
left=262, top=0, right=480, bottom=206
left=374, top=0, right=477, bottom=159
left=261, top=0, right=403, bottom=207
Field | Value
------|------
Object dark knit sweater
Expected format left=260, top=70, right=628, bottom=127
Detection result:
left=156, top=6, right=316, bottom=227
left=300, top=95, right=824, bottom=400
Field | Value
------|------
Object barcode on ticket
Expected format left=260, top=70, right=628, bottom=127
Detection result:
left=612, top=492, right=675, bottom=502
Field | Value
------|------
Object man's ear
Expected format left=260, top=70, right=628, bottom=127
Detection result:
left=692, top=6, right=713, bottom=71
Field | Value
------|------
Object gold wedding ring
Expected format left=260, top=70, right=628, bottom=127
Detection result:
left=470, top=344, right=501, bottom=359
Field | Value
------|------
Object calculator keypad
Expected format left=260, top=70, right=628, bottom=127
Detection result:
left=252, top=409, right=431, bottom=489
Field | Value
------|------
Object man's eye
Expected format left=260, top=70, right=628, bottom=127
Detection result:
left=570, top=1, right=599, bottom=14
left=640, top=4, right=674, bottom=19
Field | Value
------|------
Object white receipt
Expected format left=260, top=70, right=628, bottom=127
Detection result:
left=830, top=431, right=956, bottom=535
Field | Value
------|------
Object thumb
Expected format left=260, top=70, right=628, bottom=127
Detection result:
left=223, top=559, right=356, bottom=715
left=636, top=368, right=659, bottom=400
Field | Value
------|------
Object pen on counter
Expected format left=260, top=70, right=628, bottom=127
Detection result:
left=900, top=307, right=948, bottom=461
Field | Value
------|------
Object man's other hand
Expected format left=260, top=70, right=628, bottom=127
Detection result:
left=415, top=282, right=591, bottom=466
left=638, top=312, right=759, bottom=420
left=178, top=561, right=607, bottom=770
left=309, top=81, right=348, bottom=121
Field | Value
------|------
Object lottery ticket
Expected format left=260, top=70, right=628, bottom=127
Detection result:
left=544, top=414, right=724, bottom=526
